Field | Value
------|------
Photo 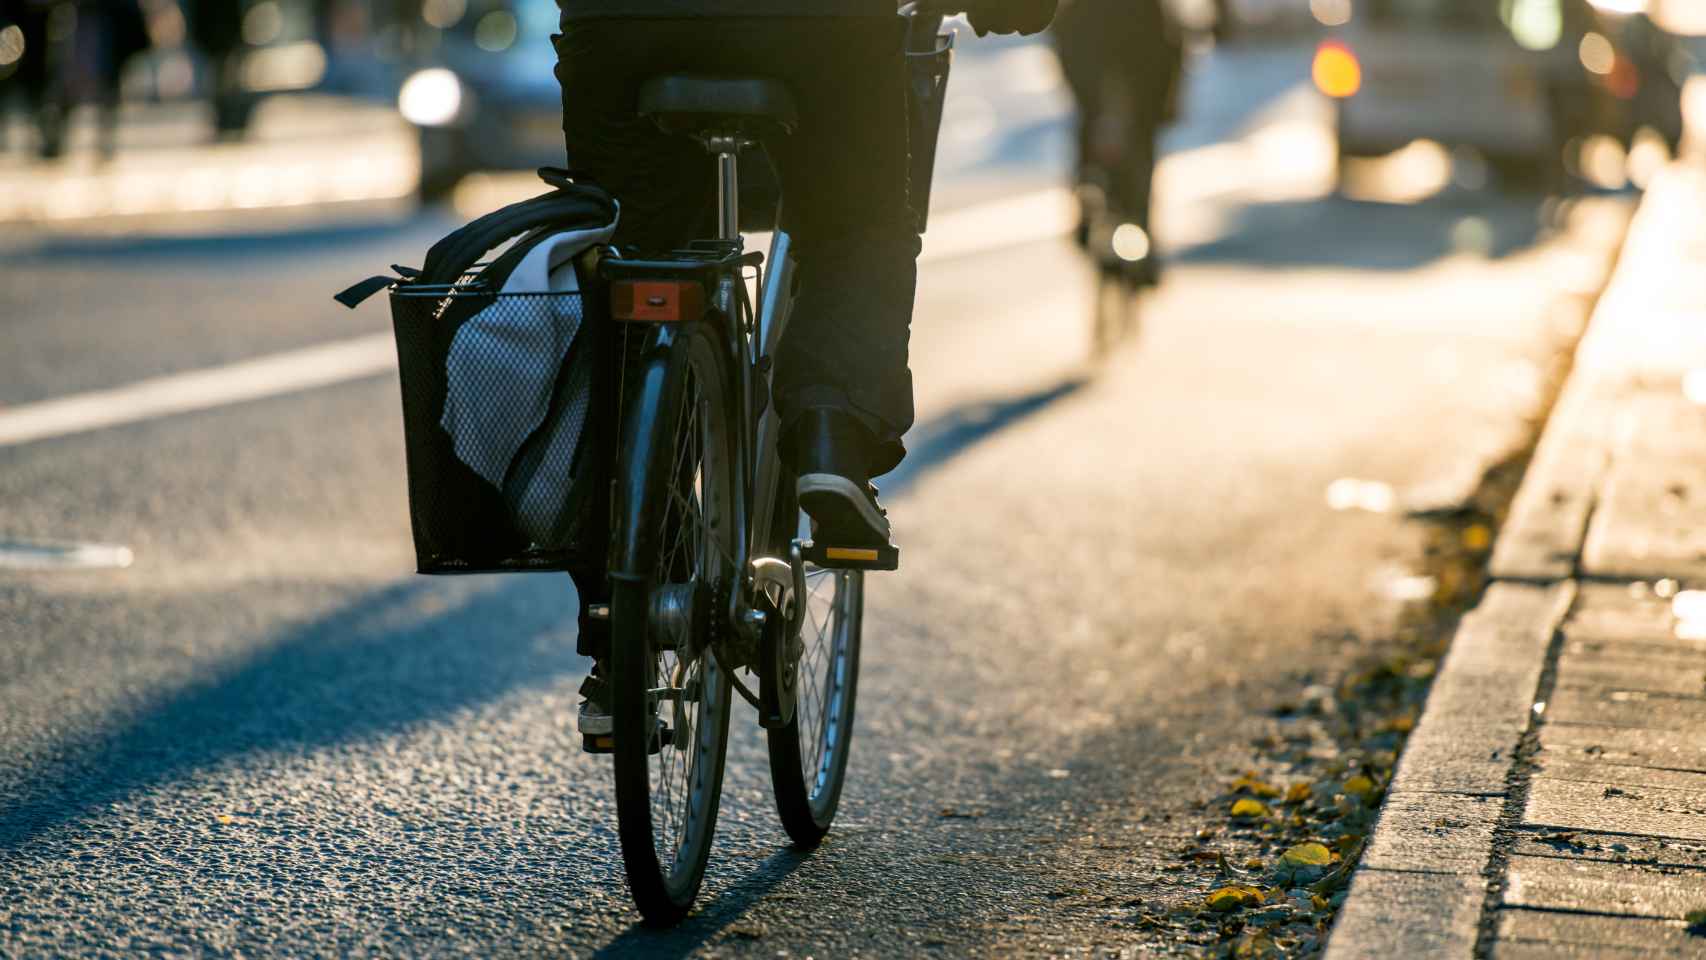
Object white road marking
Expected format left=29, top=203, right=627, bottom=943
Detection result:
left=0, top=539, right=135, bottom=571
left=0, top=334, right=397, bottom=448
left=0, top=187, right=1089, bottom=450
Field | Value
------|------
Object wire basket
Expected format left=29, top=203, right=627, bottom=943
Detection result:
left=389, top=285, right=605, bottom=575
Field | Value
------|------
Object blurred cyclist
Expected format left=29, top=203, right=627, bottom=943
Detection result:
left=1054, top=0, right=1182, bottom=286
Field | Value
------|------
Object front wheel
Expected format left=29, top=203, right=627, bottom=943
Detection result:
left=767, top=484, right=864, bottom=848
left=610, top=323, right=738, bottom=924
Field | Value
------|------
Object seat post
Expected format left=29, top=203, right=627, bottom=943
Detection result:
left=705, top=134, right=744, bottom=240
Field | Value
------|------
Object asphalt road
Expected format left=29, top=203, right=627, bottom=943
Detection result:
left=0, top=38, right=1623, bottom=958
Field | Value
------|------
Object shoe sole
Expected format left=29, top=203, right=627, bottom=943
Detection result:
left=797, top=473, right=890, bottom=545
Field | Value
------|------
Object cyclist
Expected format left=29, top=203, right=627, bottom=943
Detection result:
left=1053, top=0, right=1182, bottom=286
left=555, top=0, right=1056, bottom=736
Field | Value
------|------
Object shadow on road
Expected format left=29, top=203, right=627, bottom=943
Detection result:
left=1173, top=193, right=1547, bottom=271
left=888, top=376, right=1090, bottom=497
left=592, top=847, right=815, bottom=959
left=0, top=575, right=583, bottom=855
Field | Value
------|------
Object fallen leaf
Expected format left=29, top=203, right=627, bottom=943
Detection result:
left=1234, top=931, right=1281, bottom=958
left=1343, top=775, right=1379, bottom=804
left=1280, top=842, right=1333, bottom=867
left=1244, top=858, right=1265, bottom=871
left=1232, top=773, right=1283, bottom=799
left=728, top=922, right=767, bottom=940
left=1461, top=524, right=1492, bottom=552
left=216, top=815, right=234, bottom=825
left=1283, top=782, right=1313, bottom=805
left=1276, top=842, right=1335, bottom=884
left=1206, top=885, right=1264, bottom=912
left=1231, top=798, right=1269, bottom=820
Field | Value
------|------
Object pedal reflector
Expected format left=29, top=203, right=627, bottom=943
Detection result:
left=799, top=540, right=899, bottom=572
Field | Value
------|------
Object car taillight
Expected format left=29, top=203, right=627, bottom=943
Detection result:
left=612, top=280, right=705, bottom=323
left=1313, top=40, right=1362, bottom=99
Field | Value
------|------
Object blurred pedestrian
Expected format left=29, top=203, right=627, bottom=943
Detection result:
left=75, top=0, right=151, bottom=159
left=1053, top=0, right=1183, bottom=285
left=179, top=0, right=252, bottom=138
left=1, top=0, right=72, bottom=159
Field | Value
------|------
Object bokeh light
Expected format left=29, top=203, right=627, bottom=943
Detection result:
left=474, top=11, right=518, bottom=52
left=1312, top=41, right=1361, bottom=100
left=1578, top=32, right=1616, bottom=76
left=1309, top=0, right=1352, bottom=27
left=1502, top=0, right=1564, bottom=51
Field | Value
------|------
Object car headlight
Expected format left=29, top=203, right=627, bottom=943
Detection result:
left=399, top=68, right=464, bottom=127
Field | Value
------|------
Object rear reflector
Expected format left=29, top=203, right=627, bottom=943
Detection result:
left=612, top=280, right=705, bottom=322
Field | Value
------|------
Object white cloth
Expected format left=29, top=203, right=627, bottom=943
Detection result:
left=440, top=220, right=616, bottom=543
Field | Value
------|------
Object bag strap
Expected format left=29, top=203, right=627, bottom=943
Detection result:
left=333, top=171, right=614, bottom=308
left=420, top=179, right=615, bottom=285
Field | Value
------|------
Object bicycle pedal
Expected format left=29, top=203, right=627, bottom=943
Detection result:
left=799, top=539, right=899, bottom=572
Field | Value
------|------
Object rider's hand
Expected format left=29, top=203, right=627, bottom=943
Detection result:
left=965, top=0, right=1058, bottom=37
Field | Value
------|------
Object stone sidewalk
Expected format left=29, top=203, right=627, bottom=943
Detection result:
left=1327, top=165, right=1706, bottom=958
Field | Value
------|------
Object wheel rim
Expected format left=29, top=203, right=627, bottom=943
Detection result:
left=648, top=359, right=732, bottom=888
left=795, top=561, right=860, bottom=816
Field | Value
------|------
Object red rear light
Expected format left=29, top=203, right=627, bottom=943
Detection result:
left=612, top=280, right=705, bottom=323
left=1313, top=40, right=1362, bottom=99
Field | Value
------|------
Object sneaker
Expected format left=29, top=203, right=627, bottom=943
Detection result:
left=578, top=699, right=613, bottom=737
left=578, top=674, right=613, bottom=753
left=790, top=409, right=892, bottom=548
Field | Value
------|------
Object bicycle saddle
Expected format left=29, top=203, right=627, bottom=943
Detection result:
left=637, top=74, right=800, bottom=138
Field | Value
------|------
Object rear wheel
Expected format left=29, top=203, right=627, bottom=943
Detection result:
left=610, top=324, right=737, bottom=925
left=767, top=484, right=864, bottom=848
left=1091, top=265, right=1139, bottom=361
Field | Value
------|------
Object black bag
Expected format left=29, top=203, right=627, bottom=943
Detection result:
left=337, top=169, right=619, bottom=574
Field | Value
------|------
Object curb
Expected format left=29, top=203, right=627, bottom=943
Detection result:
left=1323, top=584, right=1573, bottom=959
left=1322, top=178, right=1673, bottom=959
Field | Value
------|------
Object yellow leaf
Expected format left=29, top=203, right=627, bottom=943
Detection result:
left=1279, top=842, right=1333, bottom=868
left=1243, top=858, right=1265, bottom=871
left=1311, top=894, right=1331, bottom=911
left=1378, top=714, right=1416, bottom=735
left=1343, top=775, right=1378, bottom=801
left=1461, top=524, right=1492, bottom=552
left=1283, top=782, right=1312, bottom=805
left=216, top=814, right=234, bottom=825
left=1206, top=885, right=1264, bottom=912
left=1230, top=798, right=1269, bottom=819
left=1231, top=773, right=1282, bottom=798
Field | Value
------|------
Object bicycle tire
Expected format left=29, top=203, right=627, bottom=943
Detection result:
left=610, top=322, right=738, bottom=925
left=766, top=482, right=864, bottom=848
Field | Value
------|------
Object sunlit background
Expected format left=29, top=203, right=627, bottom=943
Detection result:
left=1, top=0, right=1702, bottom=229
left=6, top=1, right=1706, bottom=951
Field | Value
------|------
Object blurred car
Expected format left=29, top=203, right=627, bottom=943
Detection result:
left=1317, top=0, right=1688, bottom=184
left=398, top=0, right=563, bottom=200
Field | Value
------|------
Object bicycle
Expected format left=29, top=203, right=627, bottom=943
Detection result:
left=1073, top=85, right=1158, bottom=361
left=592, top=7, right=954, bottom=925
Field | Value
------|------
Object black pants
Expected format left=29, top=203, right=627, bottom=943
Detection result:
left=554, top=16, right=921, bottom=474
